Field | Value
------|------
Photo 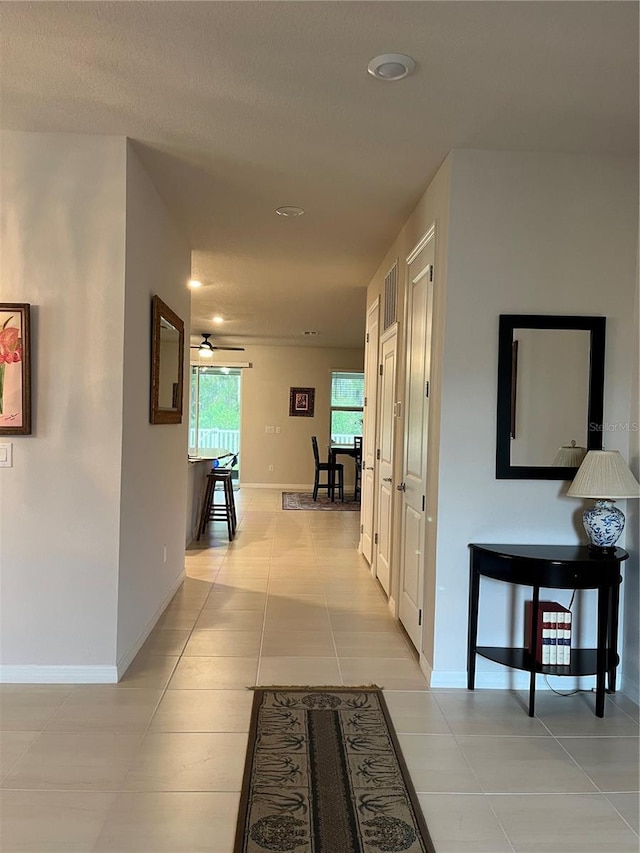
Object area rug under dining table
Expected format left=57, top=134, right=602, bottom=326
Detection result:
left=234, top=687, right=435, bottom=853
left=282, top=492, right=360, bottom=511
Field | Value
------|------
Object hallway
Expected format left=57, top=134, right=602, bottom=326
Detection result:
left=0, top=488, right=638, bottom=851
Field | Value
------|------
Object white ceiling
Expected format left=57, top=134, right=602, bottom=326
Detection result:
left=2, top=2, right=637, bottom=349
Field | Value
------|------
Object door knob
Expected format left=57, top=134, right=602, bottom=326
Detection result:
left=366, top=466, right=374, bottom=470
left=396, top=482, right=406, bottom=491
left=383, top=477, right=392, bottom=482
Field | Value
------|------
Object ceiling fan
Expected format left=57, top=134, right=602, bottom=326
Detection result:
left=190, top=333, right=245, bottom=357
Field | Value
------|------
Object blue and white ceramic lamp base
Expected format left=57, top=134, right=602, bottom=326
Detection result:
left=583, top=500, right=625, bottom=550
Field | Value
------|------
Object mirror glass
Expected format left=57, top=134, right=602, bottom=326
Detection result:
left=158, top=318, right=181, bottom=410
left=510, top=328, right=590, bottom=466
left=496, top=315, right=605, bottom=479
left=150, top=295, right=185, bottom=424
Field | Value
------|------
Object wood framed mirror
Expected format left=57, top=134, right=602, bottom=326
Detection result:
left=150, top=295, right=185, bottom=424
left=496, top=314, right=606, bottom=479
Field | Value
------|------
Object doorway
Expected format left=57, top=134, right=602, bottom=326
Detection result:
left=189, top=366, right=241, bottom=478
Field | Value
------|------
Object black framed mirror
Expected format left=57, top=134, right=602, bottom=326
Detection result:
left=496, top=315, right=605, bottom=479
left=150, top=295, right=185, bottom=425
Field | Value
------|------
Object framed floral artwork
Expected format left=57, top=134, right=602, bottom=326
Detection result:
left=289, top=386, right=315, bottom=417
left=0, top=303, right=31, bottom=435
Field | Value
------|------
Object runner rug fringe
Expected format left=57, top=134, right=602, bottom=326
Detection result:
left=234, top=686, right=436, bottom=853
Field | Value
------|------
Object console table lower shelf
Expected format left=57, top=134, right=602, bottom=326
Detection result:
left=476, top=647, right=619, bottom=679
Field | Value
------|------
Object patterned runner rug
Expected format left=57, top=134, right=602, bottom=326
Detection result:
left=234, top=687, right=435, bottom=853
left=282, top=492, right=360, bottom=511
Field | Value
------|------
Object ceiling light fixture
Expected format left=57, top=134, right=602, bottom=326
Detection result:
left=276, top=206, right=305, bottom=217
left=189, top=279, right=202, bottom=288
left=367, top=53, right=416, bottom=81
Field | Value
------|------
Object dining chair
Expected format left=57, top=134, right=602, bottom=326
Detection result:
left=311, top=435, right=344, bottom=501
left=353, top=435, right=363, bottom=501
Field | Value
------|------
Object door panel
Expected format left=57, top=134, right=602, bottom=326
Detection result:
left=401, top=504, right=422, bottom=603
left=375, top=326, right=397, bottom=595
left=376, top=482, right=393, bottom=593
left=399, top=234, right=435, bottom=650
left=361, top=300, right=379, bottom=564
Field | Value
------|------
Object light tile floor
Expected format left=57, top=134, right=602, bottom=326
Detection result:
left=0, top=488, right=638, bottom=852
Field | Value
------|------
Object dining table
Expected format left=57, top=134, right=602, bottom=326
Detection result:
left=328, top=440, right=362, bottom=501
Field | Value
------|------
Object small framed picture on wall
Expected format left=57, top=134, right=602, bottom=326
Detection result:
left=289, top=387, right=315, bottom=417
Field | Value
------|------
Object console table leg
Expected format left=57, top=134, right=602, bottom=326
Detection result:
left=607, top=579, right=621, bottom=693
left=528, top=670, right=536, bottom=717
left=467, top=560, right=480, bottom=690
left=595, top=585, right=608, bottom=718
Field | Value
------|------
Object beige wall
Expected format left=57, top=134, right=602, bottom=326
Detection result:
left=365, top=150, right=638, bottom=695
left=225, top=345, right=363, bottom=487
left=0, top=132, right=192, bottom=681
left=0, top=132, right=126, bottom=677
left=116, top=142, right=191, bottom=668
left=622, top=257, right=639, bottom=701
left=435, top=150, right=637, bottom=687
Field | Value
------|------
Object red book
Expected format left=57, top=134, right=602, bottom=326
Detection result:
left=524, top=601, right=571, bottom=665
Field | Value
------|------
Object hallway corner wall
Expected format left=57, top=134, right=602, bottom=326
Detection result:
left=0, top=132, right=127, bottom=679
left=432, top=150, right=638, bottom=690
left=116, top=142, right=192, bottom=669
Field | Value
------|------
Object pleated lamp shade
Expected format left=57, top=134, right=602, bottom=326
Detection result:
left=567, top=451, right=640, bottom=499
left=552, top=440, right=587, bottom=467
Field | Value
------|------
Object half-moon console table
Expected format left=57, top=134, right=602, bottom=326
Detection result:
left=467, top=543, right=628, bottom=717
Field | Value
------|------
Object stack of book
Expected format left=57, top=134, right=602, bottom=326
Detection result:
left=524, top=601, right=571, bottom=666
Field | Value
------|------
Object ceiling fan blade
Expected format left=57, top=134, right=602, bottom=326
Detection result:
left=189, top=344, right=245, bottom=351
left=210, top=346, right=245, bottom=351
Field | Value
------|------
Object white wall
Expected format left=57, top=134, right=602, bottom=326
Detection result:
left=116, top=143, right=191, bottom=669
left=621, top=261, right=639, bottom=701
left=0, top=132, right=127, bottom=679
left=432, top=151, right=638, bottom=688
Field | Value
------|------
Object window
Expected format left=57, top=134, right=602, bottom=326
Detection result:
left=189, top=366, right=241, bottom=473
left=330, top=371, right=364, bottom=443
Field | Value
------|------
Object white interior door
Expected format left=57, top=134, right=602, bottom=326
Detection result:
left=374, top=325, right=397, bottom=596
left=398, top=233, right=435, bottom=651
left=361, top=300, right=379, bottom=565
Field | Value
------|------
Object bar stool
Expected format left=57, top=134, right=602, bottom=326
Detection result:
left=353, top=435, right=362, bottom=501
left=197, top=468, right=236, bottom=540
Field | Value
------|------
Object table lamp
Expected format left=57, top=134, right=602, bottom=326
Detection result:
left=552, top=439, right=587, bottom=467
left=567, top=450, right=640, bottom=550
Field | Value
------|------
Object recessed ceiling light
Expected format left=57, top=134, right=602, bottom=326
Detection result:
left=276, top=206, right=305, bottom=217
left=213, top=316, right=224, bottom=324
left=367, top=53, right=416, bottom=81
left=189, top=279, right=202, bottom=288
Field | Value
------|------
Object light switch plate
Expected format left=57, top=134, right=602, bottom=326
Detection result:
left=0, top=442, right=13, bottom=467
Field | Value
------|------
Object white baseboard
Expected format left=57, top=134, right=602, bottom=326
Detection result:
left=620, top=672, right=639, bottom=706
left=240, top=483, right=312, bottom=490
left=0, top=572, right=187, bottom=685
left=116, top=570, right=186, bottom=679
left=429, top=669, right=597, bottom=691
left=0, top=665, right=119, bottom=684
left=419, top=654, right=433, bottom=684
